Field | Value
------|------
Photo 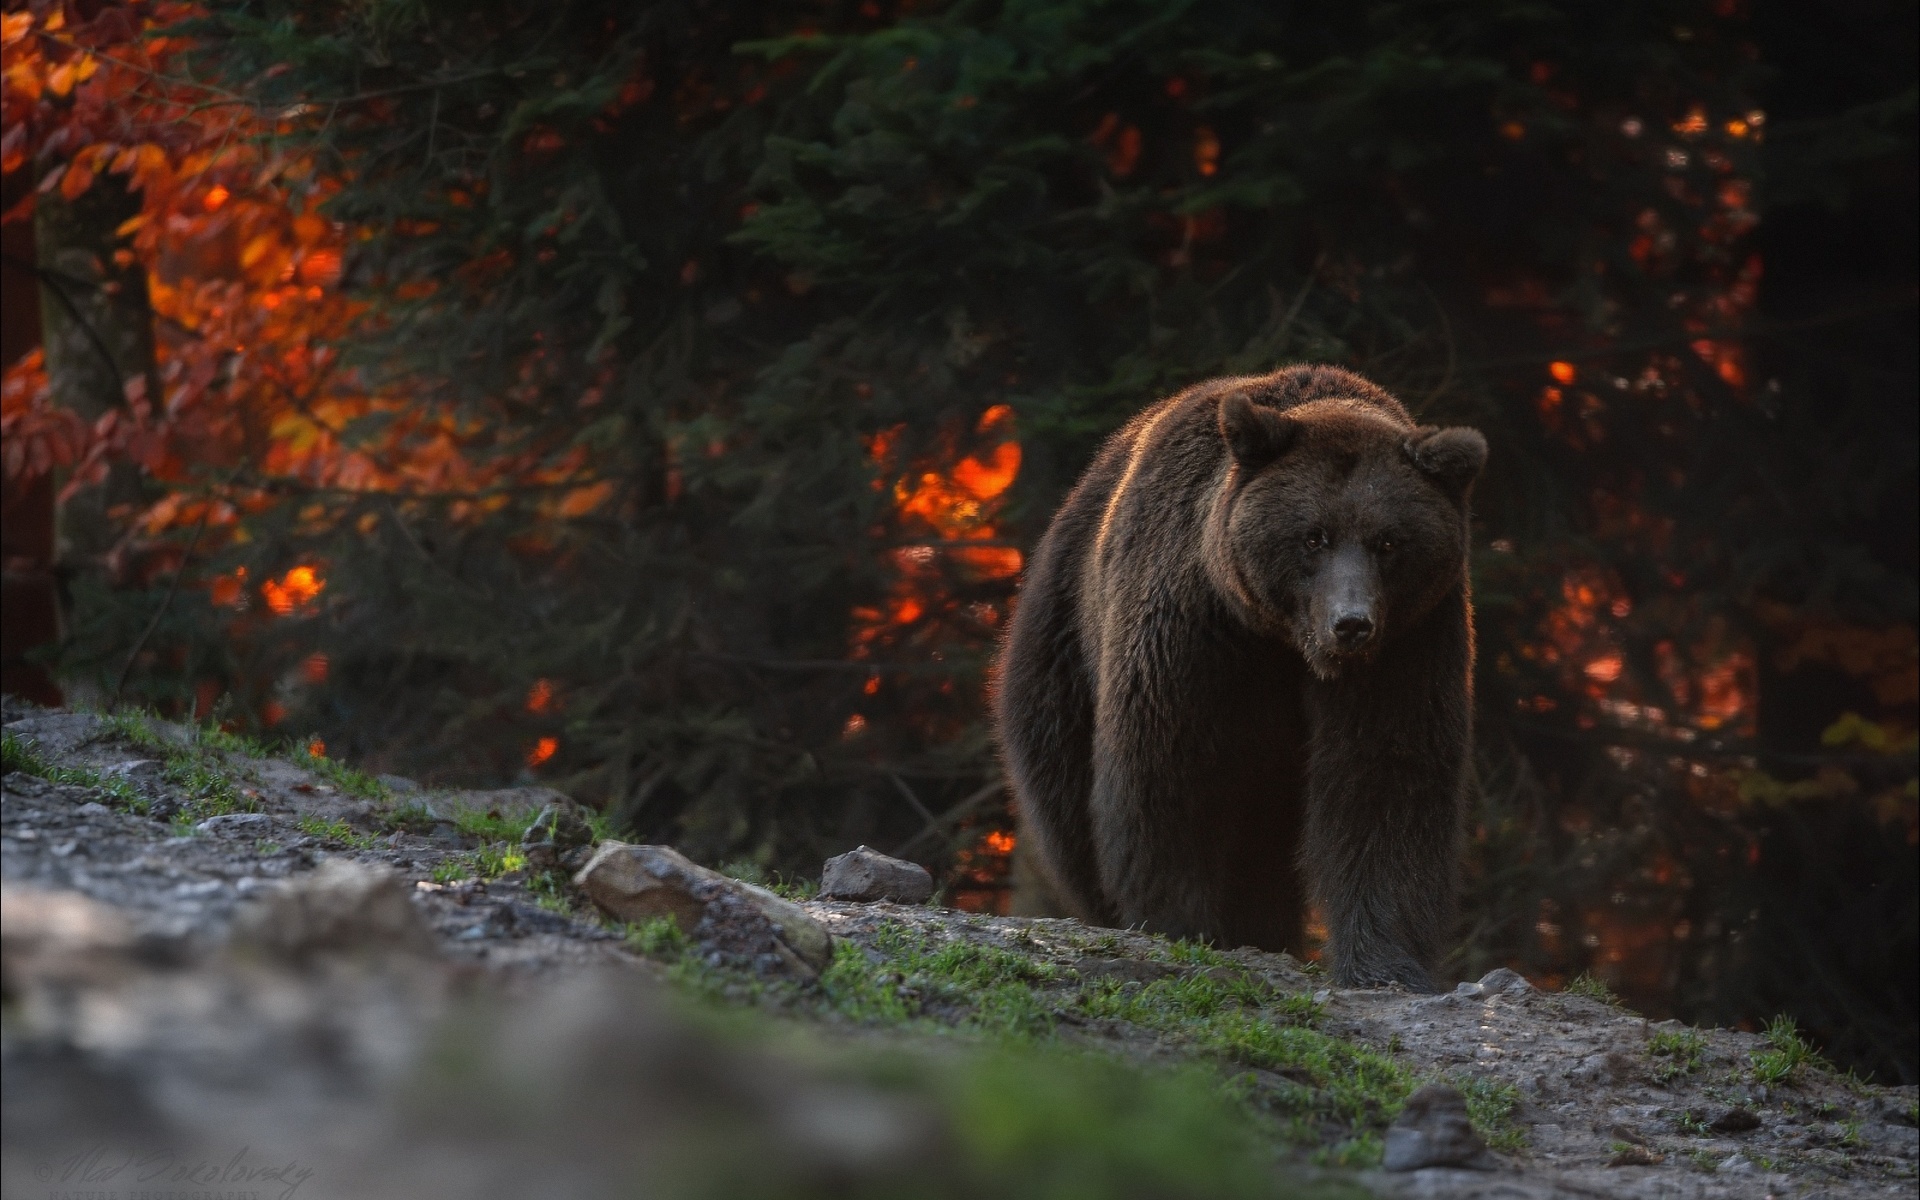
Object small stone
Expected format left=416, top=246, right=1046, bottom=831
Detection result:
left=1476, top=967, right=1533, bottom=995
left=1569, top=1049, right=1638, bottom=1084
left=574, top=842, right=833, bottom=978
left=522, top=800, right=596, bottom=871
left=1709, top=1106, right=1762, bottom=1134
left=1717, top=1153, right=1756, bottom=1174
left=819, top=845, right=934, bottom=904
left=76, top=802, right=113, bottom=818
left=376, top=773, right=421, bottom=793
left=1608, top=1145, right=1664, bottom=1167
left=101, top=758, right=164, bottom=786
left=196, top=812, right=273, bottom=836
left=1382, top=1084, right=1498, bottom=1171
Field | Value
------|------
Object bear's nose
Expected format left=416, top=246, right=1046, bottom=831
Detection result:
left=1332, top=614, right=1374, bottom=647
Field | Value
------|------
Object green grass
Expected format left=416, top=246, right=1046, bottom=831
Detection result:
left=1158, top=937, right=1231, bottom=969
left=383, top=800, right=442, bottom=834
left=1075, top=973, right=1405, bottom=1146
left=1449, top=1073, right=1528, bottom=1153
left=161, top=755, right=255, bottom=822
left=1751, top=1014, right=1828, bottom=1084
left=626, top=915, right=690, bottom=958
left=811, top=922, right=1411, bottom=1161
left=429, top=841, right=527, bottom=884
left=1650, top=1026, right=1708, bottom=1083
left=295, top=814, right=382, bottom=850
left=100, top=708, right=175, bottom=755
left=1563, top=971, right=1620, bottom=1006
left=453, top=807, right=534, bottom=843
left=2, top=730, right=45, bottom=776
left=719, top=858, right=818, bottom=900
left=821, top=923, right=1062, bottom=1038
left=4, top=730, right=150, bottom=811
left=292, top=744, right=391, bottom=801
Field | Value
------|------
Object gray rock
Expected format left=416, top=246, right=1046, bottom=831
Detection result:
left=1382, top=1084, right=1498, bottom=1171
left=574, top=842, right=833, bottom=978
left=101, top=758, right=164, bottom=785
left=376, top=774, right=421, bottom=793
left=2, top=712, right=105, bottom=755
left=1708, top=1106, right=1761, bottom=1134
left=196, top=812, right=273, bottom=836
left=1476, top=967, right=1533, bottom=995
left=819, top=845, right=934, bottom=904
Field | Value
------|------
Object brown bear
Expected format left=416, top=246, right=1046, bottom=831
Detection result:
left=993, top=364, right=1486, bottom=990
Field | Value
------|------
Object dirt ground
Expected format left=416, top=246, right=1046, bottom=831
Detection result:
left=4, top=703, right=1915, bottom=1199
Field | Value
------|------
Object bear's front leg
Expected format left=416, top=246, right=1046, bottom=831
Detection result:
left=1301, top=592, right=1472, bottom=991
left=1085, top=691, right=1227, bottom=941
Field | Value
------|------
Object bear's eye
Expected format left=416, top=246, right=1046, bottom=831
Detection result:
left=1304, top=529, right=1328, bottom=551
left=1377, top=536, right=1397, bottom=554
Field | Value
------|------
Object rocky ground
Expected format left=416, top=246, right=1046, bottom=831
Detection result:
left=3, top=700, right=1915, bottom=1200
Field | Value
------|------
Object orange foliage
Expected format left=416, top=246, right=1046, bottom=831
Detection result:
left=261, top=565, right=324, bottom=615
left=1, top=5, right=615, bottom=551
left=854, top=403, right=1024, bottom=657
left=526, top=736, right=559, bottom=767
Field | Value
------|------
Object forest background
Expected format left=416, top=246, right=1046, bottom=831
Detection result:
left=2, top=0, right=1913, bottom=1082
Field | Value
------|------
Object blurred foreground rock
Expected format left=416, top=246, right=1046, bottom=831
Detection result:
left=1382, top=1084, right=1497, bottom=1171
left=0, top=883, right=950, bottom=1200
left=820, top=844, right=935, bottom=904
left=232, top=859, right=438, bottom=964
left=574, top=841, right=833, bottom=977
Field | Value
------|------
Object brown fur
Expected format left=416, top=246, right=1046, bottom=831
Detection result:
left=993, top=365, right=1486, bottom=989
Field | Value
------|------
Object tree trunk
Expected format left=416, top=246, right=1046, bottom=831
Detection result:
left=32, top=173, right=157, bottom=578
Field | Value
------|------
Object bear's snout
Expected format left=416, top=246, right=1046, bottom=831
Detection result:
left=1316, top=544, right=1381, bottom=658
left=1332, top=612, right=1374, bottom=647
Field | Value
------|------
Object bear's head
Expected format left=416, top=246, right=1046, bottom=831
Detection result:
left=1208, top=391, right=1486, bottom=678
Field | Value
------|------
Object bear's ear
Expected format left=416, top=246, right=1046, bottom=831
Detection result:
left=1404, top=426, right=1488, bottom=498
left=1219, top=393, right=1299, bottom=470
